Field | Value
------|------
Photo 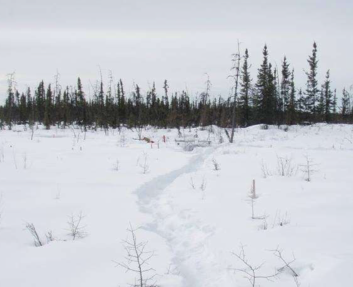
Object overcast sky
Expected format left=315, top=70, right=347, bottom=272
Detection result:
left=1, top=0, right=352, bottom=102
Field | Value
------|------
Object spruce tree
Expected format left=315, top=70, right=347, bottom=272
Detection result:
left=76, top=78, right=85, bottom=125
left=26, top=88, right=34, bottom=126
left=256, top=46, right=276, bottom=125
left=305, top=42, right=319, bottom=120
left=63, top=87, right=71, bottom=127
left=19, top=93, right=27, bottom=124
left=341, top=88, right=350, bottom=121
left=239, top=48, right=252, bottom=126
left=317, top=89, right=325, bottom=121
left=44, top=84, right=53, bottom=129
left=36, top=81, right=46, bottom=123
left=117, top=79, right=126, bottom=125
left=286, top=69, right=296, bottom=125
left=332, top=89, right=337, bottom=115
left=322, top=70, right=333, bottom=122
left=281, top=57, right=291, bottom=116
left=273, top=67, right=282, bottom=125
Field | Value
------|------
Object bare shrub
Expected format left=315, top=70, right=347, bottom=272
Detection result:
left=216, top=128, right=224, bottom=143
left=272, top=211, right=291, bottom=228
left=271, top=247, right=299, bottom=277
left=45, top=230, right=55, bottom=243
left=212, top=158, right=220, bottom=171
left=136, top=126, right=144, bottom=141
left=276, top=155, right=297, bottom=177
left=67, top=212, right=87, bottom=240
left=119, top=129, right=128, bottom=147
left=200, top=177, right=207, bottom=200
left=139, top=152, right=150, bottom=174
left=165, top=264, right=180, bottom=276
left=230, top=244, right=279, bottom=287
left=260, top=159, right=272, bottom=178
left=200, top=177, right=207, bottom=191
left=259, top=218, right=268, bottom=231
left=116, top=223, right=157, bottom=287
left=25, top=223, right=44, bottom=247
left=189, top=176, right=196, bottom=190
left=113, top=159, right=120, bottom=171
left=23, top=153, right=28, bottom=169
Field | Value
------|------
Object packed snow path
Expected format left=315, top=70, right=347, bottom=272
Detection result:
left=135, top=147, right=232, bottom=287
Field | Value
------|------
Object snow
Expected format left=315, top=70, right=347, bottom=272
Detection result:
left=0, top=124, right=353, bottom=287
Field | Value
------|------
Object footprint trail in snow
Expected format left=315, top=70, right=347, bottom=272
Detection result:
left=135, top=148, right=233, bottom=287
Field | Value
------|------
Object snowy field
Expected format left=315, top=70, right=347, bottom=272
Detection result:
left=0, top=124, right=353, bottom=287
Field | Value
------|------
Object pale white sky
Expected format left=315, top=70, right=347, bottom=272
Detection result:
left=1, top=0, right=352, bottom=102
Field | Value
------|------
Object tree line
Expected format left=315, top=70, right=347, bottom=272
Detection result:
left=1, top=43, right=352, bottom=131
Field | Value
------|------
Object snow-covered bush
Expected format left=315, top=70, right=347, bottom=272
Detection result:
left=276, top=155, right=297, bottom=177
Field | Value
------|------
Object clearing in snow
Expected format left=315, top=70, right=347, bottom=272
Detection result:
left=0, top=124, right=353, bottom=287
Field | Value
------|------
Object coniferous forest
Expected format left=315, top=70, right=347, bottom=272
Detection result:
left=1, top=43, right=352, bottom=131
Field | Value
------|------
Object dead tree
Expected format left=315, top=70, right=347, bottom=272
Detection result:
left=53, top=70, right=61, bottom=102
left=6, top=72, right=17, bottom=130
left=116, top=224, right=157, bottom=287
left=228, top=40, right=242, bottom=143
left=231, top=244, right=279, bottom=287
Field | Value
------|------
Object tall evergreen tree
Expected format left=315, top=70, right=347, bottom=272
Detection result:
left=76, top=78, right=85, bottom=125
left=44, top=84, right=53, bottom=129
left=117, top=79, right=126, bottom=125
left=239, top=48, right=252, bottom=126
left=281, top=57, right=291, bottom=115
left=341, top=88, right=350, bottom=121
left=19, top=92, right=27, bottom=124
left=35, top=81, right=46, bottom=123
left=255, top=45, right=276, bottom=125
left=305, top=42, right=319, bottom=119
left=322, top=70, right=333, bottom=122
left=286, top=69, right=296, bottom=125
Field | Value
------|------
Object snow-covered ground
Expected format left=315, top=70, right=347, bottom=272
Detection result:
left=0, top=124, right=352, bottom=287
